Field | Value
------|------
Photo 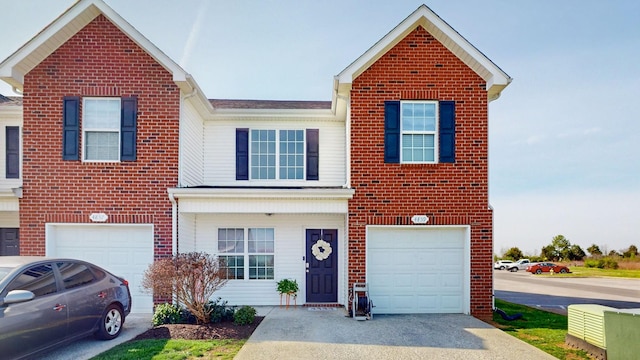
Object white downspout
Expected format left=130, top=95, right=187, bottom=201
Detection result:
left=168, top=190, right=178, bottom=255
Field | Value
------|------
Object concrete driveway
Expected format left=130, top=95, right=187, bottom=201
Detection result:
left=37, top=313, right=153, bottom=360
left=235, top=307, right=556, bottom=360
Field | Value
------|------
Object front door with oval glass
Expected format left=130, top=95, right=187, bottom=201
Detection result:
left=306, top=229, right=337, bottom=303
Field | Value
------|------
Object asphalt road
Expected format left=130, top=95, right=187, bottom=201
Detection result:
left=494, top=270, right=640, bottom=314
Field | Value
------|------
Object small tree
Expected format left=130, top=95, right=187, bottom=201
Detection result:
left=587, top=244, right=602, bottom=257
left=567, top=244, right=586, bottom=261
left=540, top=244, right=557, bottom=261
left=142, top=252, right=228, bottom=324
left=503, top=247, right=524, bottom=260
left=622, top=245, right=638, bottom=258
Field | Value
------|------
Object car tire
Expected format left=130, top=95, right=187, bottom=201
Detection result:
left=499, top=266, right=505, bottom=270
left=560, top=268, right=567, bottom=274
left=96, top=304, right=124, bottom=340
left=510, top=267, right=518, bottom=272
left=535, top=269, right=542, bottom=274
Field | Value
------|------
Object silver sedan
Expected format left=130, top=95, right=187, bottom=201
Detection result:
left=0, top=256, right=132, bottom=360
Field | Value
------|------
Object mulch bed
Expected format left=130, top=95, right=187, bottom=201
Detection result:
left=133, top=317, right=264, bottom=341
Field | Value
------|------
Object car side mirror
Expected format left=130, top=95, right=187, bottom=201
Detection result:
left=2, top=290, right=35, bottom=305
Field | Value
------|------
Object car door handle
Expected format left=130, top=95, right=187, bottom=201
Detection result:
left=53, top=304, right=66, bottom=312
left=98, top=291, right=107, bottom=299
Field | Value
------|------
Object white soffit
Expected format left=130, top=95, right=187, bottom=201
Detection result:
left=0, top=0, right=188, bottom=91
left=336, top=4, right=511, bottom=100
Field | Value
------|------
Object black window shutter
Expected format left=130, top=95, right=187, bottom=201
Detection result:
left=306, top=129, right=319, bottom=180
left=6, top=126, right=19, bottom=178
left=236, top=128, right=249, bottom=180
left=62, top=96, right=80, bottom=160
left=384, top=101, right=400, bottom=163
left=439, top=101, right=455, bottom=163
left=120, top=96, right=137, bottom=161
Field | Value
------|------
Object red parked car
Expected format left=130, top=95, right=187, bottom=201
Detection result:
left=526, top=262, right=570, bottom=274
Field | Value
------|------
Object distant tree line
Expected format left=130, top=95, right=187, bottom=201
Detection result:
left=497, top=235, right=638, bottom=268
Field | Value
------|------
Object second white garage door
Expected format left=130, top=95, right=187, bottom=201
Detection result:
left=367, top=226, right=469, bottom=314
left=46, top=224, right=154, bottom=313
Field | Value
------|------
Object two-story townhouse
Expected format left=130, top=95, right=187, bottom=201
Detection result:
left=0, top=0, right=509, bottom=319
left=0, top=95, right=22, bottom=255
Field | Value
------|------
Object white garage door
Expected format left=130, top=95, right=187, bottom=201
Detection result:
left=367, top=226, right=469, bottom=314
left=46, top=224, right=154, bottom=313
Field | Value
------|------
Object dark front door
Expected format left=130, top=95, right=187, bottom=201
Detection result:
left=0, top=228, right=19, bottom=255
left=306, top=229, right=337, bottom=303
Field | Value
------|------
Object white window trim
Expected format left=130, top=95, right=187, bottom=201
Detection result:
left=400, top=100, right=439, bottom=164
left=218, top=227, right=276, bottom=281
left=249, top=129, right=306, bottom=181
left=82, top=97, right=121, bottom=162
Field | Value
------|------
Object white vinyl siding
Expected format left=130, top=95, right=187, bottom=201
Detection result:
left=0, top=210, right=19, bottom=227
left=185, top=213, right=345, bottom=305
left=179, top=99, right=204, bottom=186
left=203, top=119, right=345, bottom=187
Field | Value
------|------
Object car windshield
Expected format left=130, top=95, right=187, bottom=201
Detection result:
left=0, top=267, right=13, bottom=282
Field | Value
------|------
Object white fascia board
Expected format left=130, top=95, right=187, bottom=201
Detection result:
left=207, top=108, right=338, bottom=121
left=336, top=5, right=511, bottom=97
left=168, top=187, right=355, bottom=200
left=0, top=0, right=188, bottom=90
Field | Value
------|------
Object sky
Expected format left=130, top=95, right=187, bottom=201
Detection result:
left=1, top=0, right=639, bottom=256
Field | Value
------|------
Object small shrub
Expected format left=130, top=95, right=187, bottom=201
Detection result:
left=152, top=303, right=184, bottom=326
left=142, top=252, right=229, bottom=324
left=603, top=257, right=619, bottom=269
left=584, top=259, right=601, bottom=268
left=207, top=297, right=235, bottom=323
left=584, top=257, right=618, bottom=269
left=234, top=306, right=256, bottom=325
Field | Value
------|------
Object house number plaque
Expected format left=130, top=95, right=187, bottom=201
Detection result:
left=89, top=213, right=108, bottom=222
left=411, top=215, right=429, bottom=224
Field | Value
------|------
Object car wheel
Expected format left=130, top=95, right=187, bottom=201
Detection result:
left=560, top=268, right=567, bottom=273
left=510, top=267, right=518, bottom=272
left=535, top=269, right=542, bottom=274
left=500, top=266, right=505, bottom=270
left=96, top=304, right=124, bottom=340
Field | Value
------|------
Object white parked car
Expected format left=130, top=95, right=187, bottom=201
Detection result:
left=493, top=260, right=514, bottom=270
left=507, top=259, right=532, bottom=272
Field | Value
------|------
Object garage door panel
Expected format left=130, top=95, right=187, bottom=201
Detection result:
left=48, top=225, right=153, bottom=313
left=367, top=227, right=467, bottom=314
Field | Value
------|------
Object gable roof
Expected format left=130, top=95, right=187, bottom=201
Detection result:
left=335, top=4, right=511, bottom=101
left=0, top=0, right=196, bottom=94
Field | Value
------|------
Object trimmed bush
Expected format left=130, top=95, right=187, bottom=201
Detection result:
left=207, top=297, right=236, bottom=323
left=234, top=306, right=257, bottom=325
left=152, top=303, right=184, bottom=326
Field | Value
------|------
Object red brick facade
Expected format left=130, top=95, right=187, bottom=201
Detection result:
left=348, top=27, right=494, bottom=319
left=20, top=15, right=179, bottom=259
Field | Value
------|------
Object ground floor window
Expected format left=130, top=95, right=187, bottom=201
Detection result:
left=218, top=227, right=274, bottom=280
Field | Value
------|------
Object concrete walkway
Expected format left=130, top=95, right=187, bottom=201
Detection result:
left=235, top=307, right=556, bottom=360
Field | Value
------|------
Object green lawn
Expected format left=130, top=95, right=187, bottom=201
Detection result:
left=565, top=266, right=640, bottom=278
left=492, top=299, right=591, bottom=359
left=91, top=339, right=245, bottom=360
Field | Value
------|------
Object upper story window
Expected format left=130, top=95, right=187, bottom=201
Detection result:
left=83, top=98, right=121, bottom=161
left=401, top=101, right=437, bottom=163
left=5, top=126, right=20, bottom=179
left=62, top=96, right=137, bottom=162
left=384, top=100, right=455, bottom=164
left=250, top=129, right=304, bottom=180
left=236, top=128, right=318, bottom=181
